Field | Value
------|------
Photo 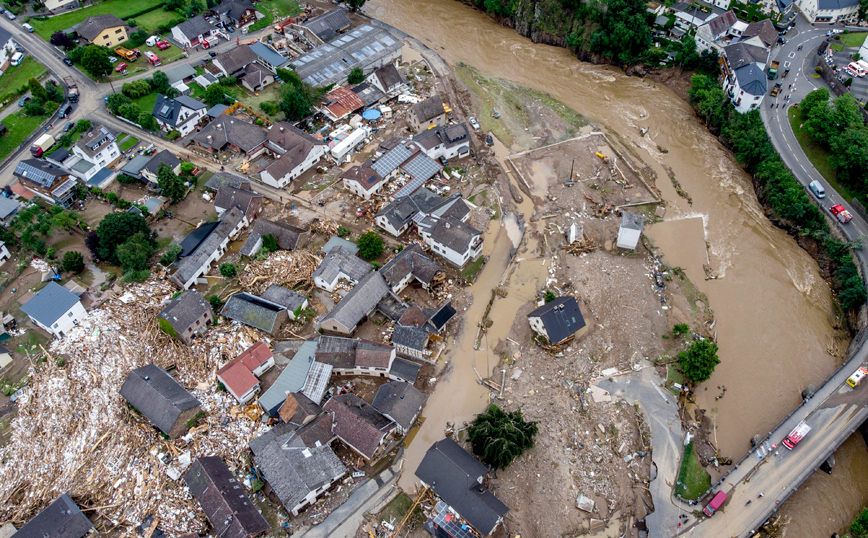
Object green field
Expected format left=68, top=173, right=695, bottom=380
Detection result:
left=840, top=32, right=868, bottom=48
left=0, top=112, right=48, bottom=163
left=29, top=0, right=165, bottom=40
left=675, top=441, right=711, bottom=500
left=0, top=58, right=47, bottom=106
left=134, top=8, right=181, bottom=33
left=120, top=136, right=139, bottom=151
left=257, top=0, right=302, bottom=18
left=131, top=92, right=159, bottom=115
left=788, top=107, right=856, bottom=201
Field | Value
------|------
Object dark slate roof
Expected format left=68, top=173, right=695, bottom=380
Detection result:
left=290, top=412, right=335, bottom=447
left=240, top=218, right=308, bottom=256
left=707, top=10, right=737, bottom=36
left=121, top=155, right=152, bottom=178
left=263, top=123, right=325, bottom=180
left=153, top=94, right=206, bottom=128
left=818, top=0, right=857, bottom=8
left=221, top=292, right=285, bottom=333
left=216, top=44, right=258, bottom=75
left=734, top=63, right=768, bottom=96
left=341, top=165, right=383, bottom=191
left=183, top=456, right=269, bottom=538
left=261, top=285, right=307, bottom=313
left=381, top=244, right=443, bottom=289
left=372, top=381, right=426, bottom=430
left=620, top=211, right=645, bottom=231
left=193, top=117, right=267, bottom=153
left=20, top=282, right=80, bottom=327
left=165, top=63, right=197, bottom=85
left=375, top=187, right=448, bottom=231
left=413, top=123, right=469, bottom=153
left=428, top=216, right=481, bottom=254
left=742, top=19, right=778, bottom=47
left=724, top=42, right=769, bottom=70
left=323, top=393, right=394, bottom=459
left=411, top=95, right=445, bottom=124
left=14, top=159, right=68, bottom=188
left=372, top=63, right=405, bottom=91
left=376, top=295, right=408, bottom=321
left=142, top=150, right=181, bottom=177
left=312, top=246, right=372, bottom=284
left=427, top=301, right=456, bottom=332
left=315, top=335, right=356, bottom=369
left=250, top=41, right=287, bottom=68
left=158, top=290, right=210, bottom=333
left=302, top=9, right=352, bottom=41
left=47, top=147, right=71, bottom=164
left=391, top=324, right=427, bottom=352
left=119, top=364, right=201, bottom=435
left=14, top=493, right=93, bottom=538
left=351, top=82, right=385, bottom=107
left=205, top=172, right=246, bottom=191
left=213, top=184, right=261, bottom=215
left=321, top=236, right=359, bottom=256
left=321, top=271, right=389, bottom=331
left=172, top=207, right=245, bottom=287
left=251, top=428, right=345, bottom=511
left=179, top=221, right=220, bottom=257
left=527, top=296, right=586, bottom=345
left=214, top=0, right=258, bottom=20
left=415, top=438, right=509, bottom=536
left=175, top=15, right=213, bottom=39
left=75, top=124, right=116, bottom=158
left=77, top=14, right=124, bottom=41
left=389, top=357, right=421, bottom=383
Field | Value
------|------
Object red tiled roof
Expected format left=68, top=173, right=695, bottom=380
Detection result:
left=324, top=393, right=394, bottom=459
left=216, top=361, right=258, bottom=398
left=237, top=341, right=272, bottom=371
left=11, top=183, right=35, bottom=200
left=354, top=339, right=393, bottom=369
left=324, top=87, right=365, bottom=120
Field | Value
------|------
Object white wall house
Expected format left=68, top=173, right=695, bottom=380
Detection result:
left=0, top=28, right=15, bottom=69
left=20, top=282, right=87, bottom=338
left=0, top=242, right=9, bottom=264
left=260, top=144, right=328, bottom=188
left=797, top=0, right=858, bottom=23
left=341, top=166, right=384, bottom=200
left=152, top=95, right=207, bottom=137
left=72, top=125, right=121, bottom=168
left=170, top=208, right=247, bottom=289
left=723, top=63, right=767, bottom=113
left=418, top=217, right=483, bottom=269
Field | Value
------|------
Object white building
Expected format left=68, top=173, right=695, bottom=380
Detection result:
left=72, top=125, right=120, bottom=168
left=616, top=212, right=646, bottom=250
left=418, top=216, right=483, bottom=269
left=43, top=0, right=79, bottom=13
left=170, top=207, right=247, bottom=289
left=341, top=165, right=384, bottom=199
left=797, top=0, right=859, bottom=23
left=330, top=127, right=369, bottom=164
left=216, top=342, right=274, bottom=404
left=721, top=42, right=769, bottom=114
left=0, top=241, right=10, bottom=264
left=0, top=28, right=15, bottom=70
left=171, top=15, right=220, bottom=48
left=152, top=95, right=207, bottom=136
left=20, top=281, right=87, bottom=338
left=412, top=123, right=471, bottom=162
left=312, top=246, right=372, bottom=292
left=260, top=123, right=328, bottom=188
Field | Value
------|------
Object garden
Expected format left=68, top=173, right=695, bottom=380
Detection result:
left=28, top=0, right=166, bottom=41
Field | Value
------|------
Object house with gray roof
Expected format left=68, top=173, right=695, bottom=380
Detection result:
left=72, top=124, right=120, bottom=168
left=380, top=244, right=444, bottom=293
left=418, top=215, right=483, bottom=269
left=312, top=246, right=372, bottom=292
left=260, top=122, right=328, bottom=188
left=171, top=207, right=247, bottom=289
left=190, top=117, right=268, bottom=157
left=14, top=493, right=93, bottom=538
left=320, top=236, right=359, bottom=256
left=616, top=211, right=645, bottom=250
left=204, top=172, right=245, bottom=191
left=140, top=150, right=182, bottom=187
left=416, top=438, right=509, bottom=537
left=412, top=123, right=471, bottom=162
left=153, top=94, right=207, bottom=136
left=323, top=393, right=395, bottom=460
left=261, top=285, right=308, bottom=319
left=320, top=271, right=390, bottom=335
left=119, top=363, right=202, bottom=439
left=742, top=19, right=777, bottom=48
left=214, top=182, right=262, bottom=222
left=171, top=15, right=219, bottom=48
left=372, top=381, right=426, bottom=434
left=213, top=0, right=262, bottom=29
left=366, top=63, right=407, bottom=96
left=183, top=456, right=269, bottom=538
left=158, top=290, right=213, bottom=344
left=375, top=187, right=453, bottom=237
left=221, top=292, right=289, bottom=335
left=797, top=0, right=858, bottom=23
left=259, top=340, right=317, bottom=416
left=213, top=44, right=258, bottom=77
left=164, top=63, right=197, bottom=86
left=120, top=155, right=152, bottom=180
left=389, top=357, right=422, bottom=383
left=390, top=302, right=456, bottom=361
left=278, top=392, right=321, bottom=426
left=250, top=41, right=288, bottom=71
left=315, top=336, right=395, bottom=376
left=20, top=281, right=86, bottom=338
left=301, top=9, right=352, bottom=43
left=239, top=218, right=309, bottom=257
left=76, top=14, right=126, bottom=45
left=0, top=196, right=20, bottom=224
left=409, top=95, right=447, bottom=131
left=242, top=62, right=275, bottom=92
left=250, top=422, right=346, bottom=516
left=527, top=295, right=587, bottom=345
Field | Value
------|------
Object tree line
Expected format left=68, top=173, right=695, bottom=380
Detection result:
left=688, top=74, right=867, bottom=311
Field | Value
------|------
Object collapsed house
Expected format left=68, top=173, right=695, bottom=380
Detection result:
left=158, top=289, right=213, bottom=345
left=171, top=207, right=247, bottom=289
left=371, top=381, right=426, bottom=435
left=119, top=363, right=202, bottom=439
left=239, top=218, right=309, bottom=258
left=13, top=493, right=93, bottom=538
left=319, top=271, right=390, bottom=335
left=390, top=302, right=456, bottom=361
left=312, top=246, right=373, bottom=292
left=527, top=295, right=587, bottom=345
left=323, top=393, right=395, bottom=461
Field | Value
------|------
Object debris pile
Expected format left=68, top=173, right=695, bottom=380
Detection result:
left=307, top=219, right=340, bottom=237
left=237, top=250, right=321, bottom=295
left=0, top=278, right=267, bottom=534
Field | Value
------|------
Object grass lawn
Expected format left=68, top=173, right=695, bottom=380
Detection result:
left=676, top=441, right=711, bottom=500
left=29, top=0, right=165, bottom=40
left=131, top=92, right=159, bottom=115
left=0, top=111, right=48, bottom=162
left=840, top=32, right=868, bottom=48
left=830, top=43, right=845, bottom=52
left=236, top=84, right=283, bottom=121
left=0, top=58, right=47, bottom=105
left=257, top=0, right=301, bottom=18
left=376, top=493, right=423, bottom=529
left=120, top=136, right=139, bottom=151
left=134, top=8, right=181, bottom=33
left=459, top=255, right=486, bottom=282
left=788, top=107, right=856, bottom=201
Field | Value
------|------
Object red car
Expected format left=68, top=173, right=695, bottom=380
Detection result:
left=115, top=62, right=128, bottom=72
left=830, top=204, right=853, bottom=223
left=156, top=40, right=171, bottom=50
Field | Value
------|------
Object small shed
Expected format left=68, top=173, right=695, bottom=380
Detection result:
left=616, top=212, right=645, bottom=250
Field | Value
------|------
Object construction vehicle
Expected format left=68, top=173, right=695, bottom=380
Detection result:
left=114, top=47, right=139, bottom=61
left=847, top=366, right=868, bottom=387
left=768, top=60, right=780, bottom=79
left=273, top=17, right=297, bottom=34
left=30, top=133, right=55, bottom=157
left=63, top=77, right=79, bottom=103
left=770, top=82, right=781, bottom=97
left=782, top=420, right=811, bottom=449
left=830, top=204, right=852, bottom=223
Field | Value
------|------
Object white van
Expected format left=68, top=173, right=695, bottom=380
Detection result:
left=21, top=23, right=33, bottom=32
left=809, top=180, right=825, bottom=199
left=145, top=36, right=158, bottom=47
left=10, top=52, right=23, bottom=66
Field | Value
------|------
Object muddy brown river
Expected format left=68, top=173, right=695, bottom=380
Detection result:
left=365, top=0, right=868, bottom=533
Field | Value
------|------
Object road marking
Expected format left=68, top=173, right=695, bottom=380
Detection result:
left=788, top=52, right=796, bottom=58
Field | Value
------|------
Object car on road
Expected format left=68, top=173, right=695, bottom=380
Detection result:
left=847, top=367, right=868, bottom=387
left=4, top=10, right=15, bottom=20
left=108, top=56, right=118, bottom=63
left=830, top=204, right=853, bottom=223
left=209, top=51, right=217, bottom=57
left=809, top=180, right=825, bottom=199
left=468, top=116, right=480, bottom=130
left=62, top=57, right=73, bottom=66
left=226, top=25, right=235, bottom=33
left=62, top=122, right=75, bottom=133
left=58, top=104, right=72, bottom=118
left=115, top=62, right=127, bottom=72
left=783, top=420, right=811, bottom=449
left=17, top=96, right=29, bottom=107
left=13, top=43, right=23, bottom=52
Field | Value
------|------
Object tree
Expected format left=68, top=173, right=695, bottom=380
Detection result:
left=85, top=231, right=100, bottom=259
left=61, top=251, right=85, bottom=274
left=45, top=81, right=64, bottom=103
left=129, top=29, right=149, bottom=47
left=122, top=79, right=153, bottom=98
left=677, top=339, right=720, bottom=383
left=160, top=243, right=183, bottom=266
left=672, top=323, right=690, bottom=336
left=799, top=88, right=830, bottom=120
left=117, top=232, right=155, bottom=272
left=67, top=46, right=86, bottom=64
left=117, top=102, right=143, bottom=123
left=95, top=212, right=152, bottom=264
left=76, top=119, right=91, bottom=132
left=466, top=404, right=538, bottom=469
left=81, top=45, right=112, bottom=77
left=51, top=210, right=78, bottom=231
left=185, top=0, right=204, bottom=17
left=164, top=0, right=183, bottom=10
left=23, top=100, right=46, bottom=117
left=27, top=78, right=46, bottom=102
left=678, top=36, right=701, bottom=71
left=50, top=31, right=76, bottom=50
left=279, top=86, right=312, bottom=121
left=220, top=263, right=237, bottom=277
left=157, top=162, right=187, bottom=203
left=151, top=70, right=171, bottom=94
left=697, top=48, right=720, bottom=76
left=180, top=161, right=195, bottom=175
left=347, top=67, right=364, bottom=84
left=850, top=507, right=868, bottom=538
left=357, top=230, right=384, bottom=260
left=106, top=93, right=131, bottom=114
left=829, top=125, right=868, bottom=185
left=346, top=0, right=366, bottom=10
left=208, top=294, right=223, bottom=312
left=832, top=93, right=863, bottom=131
left=262, top=234, right=278, bottom=253
left=544, top=290, right=557, bottom=302
left=204, top=84, right=228, bottom=107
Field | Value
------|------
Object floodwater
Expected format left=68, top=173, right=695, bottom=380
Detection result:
left=366, top=0, right=868, bottom=532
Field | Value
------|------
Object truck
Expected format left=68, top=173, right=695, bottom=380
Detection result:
left=114, top=47, right=139, bottom=61
left=770, top=82, right=781, bottom=97
left=830, top=204, right=853, bottom=223
left=30, top=133, right=55, bottom=157
left=847, top=366, right=868, bottom=387
left=782, top=420, right=811, bottom=449
left=63, top=77, right=78, bottom=103
left=703, top=491, right=727, bottom=516
left=768, top=61, right=779, bottom=79
left=145, top=51, right=161, bottom=66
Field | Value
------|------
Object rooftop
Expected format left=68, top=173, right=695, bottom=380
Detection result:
left=76, top=14, right=125, bottom=41
left=259, top=341, right=317, bottom=415
left=13, top=493, right=93, bottom=538
left=221, top=292, right=286, bottom=333
left=527, top=295, right=586, bottom=345
left=119, top=364, right=201, bottom=436
left=20, top=281, right=81, bottom=327
left=312, top=245, right=372, bottom=285
left=372, top=381, right=426, bottom=430
left=323, top=393, right=394, bottom=459
left=321, top=271, right=389, bottom=332
left=158, top=290, right=210, bottom=332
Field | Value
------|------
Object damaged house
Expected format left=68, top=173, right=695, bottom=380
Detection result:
left=319, top=271, right=390, bottom=335
left=312, top=246, right=372, bottom=292
left=14, top=493, right=93, bottom=538
left=372, top=381, right=426, bottom=435
left=190, top=117, right=268, bottom=157
left=239, top=218, right=309, bottom=257
left=412, top=123, right=471, bottom=162
left=158, top=289, right=213, bottom=344
left=527, top=295, right=587, bottom=345
left=315, top=336, right=396, bottom=377
left=323, top=393, right=395, bottom=461
left=216, top=342, right=275, bottom=404
left=221, top=292, right=289, bottom=336
left=390, top=302, right=456, bottom=361
left=213, top=181, right=263, bottom=222
left=408, top=94, right=448, bottom=131
left=341, top=165, right=384, bottom=199
left=375, top=189, right=468, bottom=237
left=119, top=363, right=202, bottom=439
left=260, top=122, right=328, bottom=189
left=380, top=244, right=444, bottom=294
left=171, top=207, right=247, bottom=289
left=417, top=215, right=484, bottom=269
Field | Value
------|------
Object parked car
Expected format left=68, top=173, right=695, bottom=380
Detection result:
left=18, top=96, right=30, bottom=107
left=58, top=104, right=73, bottom=118
left=108, top=56, right=118, bottom=63
left=438, top=155, right=448, bottom=166
left=830, top=204, right=853, bottom=223
left=115, top=62, right=127, bottom=72
left=468, top=116, right=480, bottom=130
left=4, top=10, right=16, bottom=20
left=22, top=23, right=33, bottom=32
left=13, top=43, right=23, bottom=53
left=226, top=26, right=235, bottom=33
left=156, top=40, right=171, bottom=50
left=63, top=121, right=75, bottom=133
left=208, top=51, right=217, bottom=57
left=62, top=57, right=73, bottom=66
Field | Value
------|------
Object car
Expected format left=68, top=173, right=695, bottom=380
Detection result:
left=274, top=76, right=283, bottom=83
left=108, top=56, right=118, bottom=63
left=4, top=10, right=15, bottom=20
left=226, top=25, right=235, bottom=33
left=438, top=155, right=448, bottom=166
left=809, top=180, right=826, bottom=199
left=13, top=44, right=23, bottom=53
left=830, top=204, right=853, bottom=223
left=779, top=36, right=787, bottom=44
left=62, top=57, right=73, bottom=66
left=62, top=122, right=75, bottom=132
left=156, top=40, right=171, bottom=50
left=115, top=62, right=127, bottom=72
left=468, top=116, right=480, bottom=130
left=17, top=96, right=29, bottom=107
left=486, top=134, right=494, bottom=146
left=209, top=51, right=217, bottom=57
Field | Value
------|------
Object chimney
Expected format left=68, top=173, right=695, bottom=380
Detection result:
left=280, top=126, right=285, bottom=132
left=207, top=135, right=212, bottom=143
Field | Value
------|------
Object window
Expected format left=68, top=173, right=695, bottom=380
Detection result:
left=115, top=28, right=123, bottom=34
left=195, top=319, right=200, bottom=325
left=53, top=323, right=59, bottom=328
left=68, top=312, right=74, bottom=317
left=117, top=35, right=125, bottom=42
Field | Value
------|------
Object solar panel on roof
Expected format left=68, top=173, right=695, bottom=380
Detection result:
left=372, top=145, right=413, bottom=177
left=403, top=154, right=440, bottom=182
left=16, top=162, right=59, bottom=187
left=351, top=51, right=365, bottom=61
left=381, top=35, right=396, bottom=45
left=394, top=176, right=426, bottom=198
left=371, top=41, right=384, bottom=52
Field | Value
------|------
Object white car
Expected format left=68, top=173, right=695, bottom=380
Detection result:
left=108, top=56, right=118, bottom=63
left=468, top=116, right=480, bottom=130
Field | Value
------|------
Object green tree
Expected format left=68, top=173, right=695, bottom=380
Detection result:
left=95, top=212, right=152, bottom=264
left=81, top=45, right=112, bottom=77
left=117, top=102, right=143, bottom=123
left=678, top=339, right=720, bottom=383
left=209, top=294, right=223, bottom=312
left=346, top=0, right=366, bottom=10
left=117, top=232, right=155, bottom=272
left=262, top=234, right=279, bottom=253
left=67, top=46, right=86, bottom=64
left=467, top=404, right=538, bottom=469
left=23, top=101, right=46, bottom=116
left=830, top=126, right=868, bottom=187
left=45, top=81, right=64, bottom=103
left=347, top=67, right=364, bottom=84
left=122, top=79, right=153, bottom=98
left=799, top=87, right=830, bottom=119
left=180, top=162, right=195, bottom=175
left=61, top=251, right=85, bottom=274
left=106, top=93, right=131, bottom=114
left=279, top=86, right=312, bottom=121
left=544, top=290, right=557, bottom=302
left=151, top=70, right=171, bottom=94
left=850, top=507, right=868, bottom=538
left=357, top=230, right=384, bottom=260
left=160, top=243, right=183, bottom=266
left=697, top=48, right=720, bottom=76
left=679, top=36, right=701, bottom=71
left=157, top=162, right=186, bottom=203
left=204, top=84, right=228, bottom=107
left=672, top=323, right=690, bottom=336
left=129, top=29, right=149, bottom=47
left=28, top=77, right=47, bottom=102
left=832, top=93, right=863, bottom=130
left=51, top=210, right=78, bottom=231
left=220, top=263, right=237, bottom=277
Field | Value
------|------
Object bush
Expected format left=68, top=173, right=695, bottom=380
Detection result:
left=219, top=263, right=237, bottom=277
left=260, top=101, right=279, bottom=116
left=347, top=66, right=364, bottom=84
left=160, top=243, right=183, bottom=266
left=209, top=294, right=223, bottom=312
left=166, top=129, right=181, bottom=140
left=337, top=225, right=351, bottom=238
left=544, top=290, right=557, bottom=303
left=678, top=339, right=720, bottom=383
left=117, top=174, right=140, bottom=185
left=357, top=230, right=384, bottom=261
left=672, top=323, right=690, bottom=336
left=120, top=269, right=151, bottom=283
